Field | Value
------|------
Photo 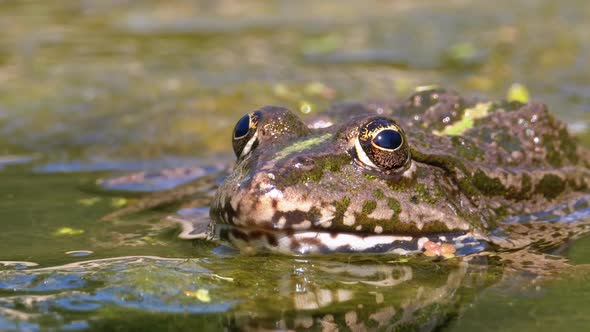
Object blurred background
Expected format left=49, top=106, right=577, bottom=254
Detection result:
left=1, top=0, right=589, bottom=166
left=2, top=2, right=590, bottom=330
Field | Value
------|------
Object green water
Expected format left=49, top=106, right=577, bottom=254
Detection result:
left=1, top=1, right=590, bottom=331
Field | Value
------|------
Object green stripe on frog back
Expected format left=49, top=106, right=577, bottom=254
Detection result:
left=272, top=133, right=334, bottom=161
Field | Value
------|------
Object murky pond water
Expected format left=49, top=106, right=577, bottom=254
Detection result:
left=1, top=1, right=590, bottom=331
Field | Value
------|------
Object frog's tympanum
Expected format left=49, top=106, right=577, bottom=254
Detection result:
left=209, top=88, right=590, bottom=256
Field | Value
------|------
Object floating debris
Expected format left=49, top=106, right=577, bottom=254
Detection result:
left=111, top=198, right=128, bottom=208
left=78, top=197, right=102, bottom=206
left=423, top=241, right=456, bottom=259
left=53, top=227, right=85, bottom=236
left=183, top=289, right=211, bottom=302
left=65, top=250, right=94, bottom=257
left=299, top=101, right=312, bottom=114
left=444, top=42, right=487, bottom=67
left=507, top=83, right=530, bottom=103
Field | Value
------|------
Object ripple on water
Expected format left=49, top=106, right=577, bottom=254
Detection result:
left=0, top=155, right=36, bottom=169
left=65, top=251, right=94, bottom=257
left=0, top=256, right=233, bottom=329
left=0, top=261, right=39, bottom=270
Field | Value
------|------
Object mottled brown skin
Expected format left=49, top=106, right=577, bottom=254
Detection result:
left=210, top=88, right=590, bottom=254
left=402, top=93, right=589, bottom=230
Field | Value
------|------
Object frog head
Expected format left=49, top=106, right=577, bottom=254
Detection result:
left=210, top=105, right=481, bottom=255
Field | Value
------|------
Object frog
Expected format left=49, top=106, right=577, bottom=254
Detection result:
left=101, top=88, right=590, bottom=259
left=206, top=87, right=590, bottom=257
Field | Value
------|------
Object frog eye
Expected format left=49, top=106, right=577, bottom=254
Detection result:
left=232, top=111, right=261, bottom=158
left=354, top=118, right=410, bottom=171
left=372, top=129, right=403, bottom=150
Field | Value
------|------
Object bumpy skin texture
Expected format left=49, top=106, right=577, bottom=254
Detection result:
left=210, top=89, right=590, bottom=253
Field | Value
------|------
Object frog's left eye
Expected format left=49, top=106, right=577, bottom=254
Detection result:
left=353, top=118, right=410, bottom=172
left=232, top=111, right=261, bottom=158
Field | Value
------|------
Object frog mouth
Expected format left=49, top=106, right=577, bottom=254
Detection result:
left=213, top=224, right=487, bottom=256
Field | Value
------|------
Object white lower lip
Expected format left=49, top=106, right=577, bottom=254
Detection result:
left=214, top=225, right=479, bottom=256
left=287, top=232, right=415, bottom=255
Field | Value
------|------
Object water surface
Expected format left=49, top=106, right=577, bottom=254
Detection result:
left=1, top=1, right=590, bottom=331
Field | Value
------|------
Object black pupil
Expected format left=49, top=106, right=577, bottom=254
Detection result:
left=234, top=114, right=250, bottom=139
left=373, top=129, right=402, bottom=150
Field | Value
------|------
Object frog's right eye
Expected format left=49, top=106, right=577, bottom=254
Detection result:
left=352, top=117, right=411, bottom=174
left=232, top=111, right=261, bottom=158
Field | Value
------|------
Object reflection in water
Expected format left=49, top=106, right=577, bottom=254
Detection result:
left=0, top=254, right=503, bottom=330
left=1, top=1, right=589, bottom=330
